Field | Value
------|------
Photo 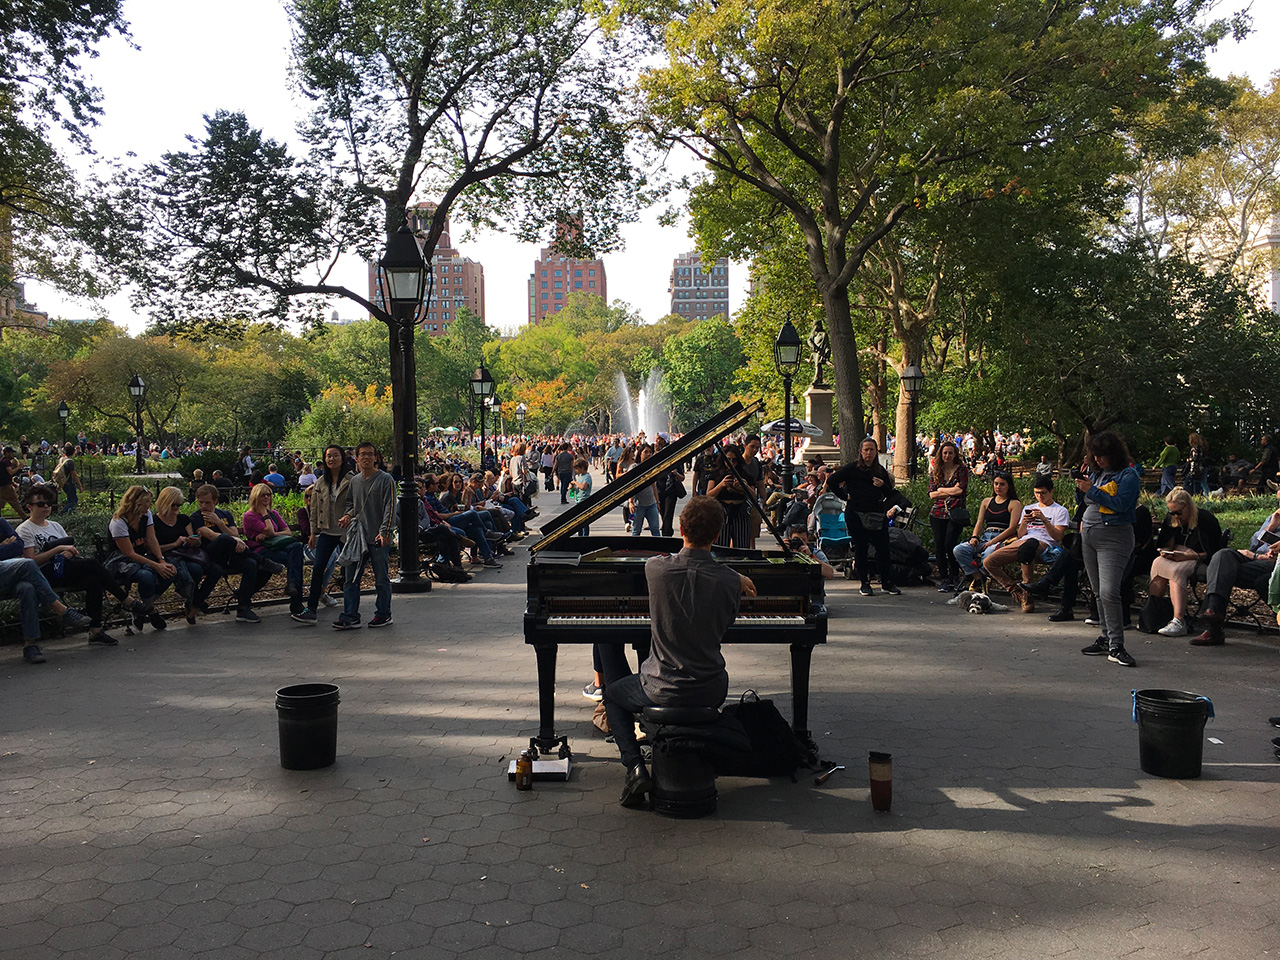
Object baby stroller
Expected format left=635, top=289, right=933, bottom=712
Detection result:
left=813, top=493, right=854, bottom=579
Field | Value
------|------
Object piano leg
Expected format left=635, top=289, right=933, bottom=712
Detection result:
left=531, top=643, right=570, bottom=758
left=789, top=642, right=821, bottom=766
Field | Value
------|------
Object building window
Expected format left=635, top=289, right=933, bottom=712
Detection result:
left=589, top=281, right=595, bottom=288
left=443, top=323, right=449, bottom=331
left=554, top=281, right=562, bottom=289
left=554, top=270, right=562, bottom=277
left=575, top=270, right=582, bottom=277
left=541, top=270, right=547, bottom=276
left=541, top=281, right=547, bottom=288
left=541, top=292, right=548, bottom=299
left=443, top=312, right=450, bottom=319
left=588, top=269, right=595, bottom=277
left=575, top=282, right=582, bottom=288
left=554, top=293, right=562, bottom=300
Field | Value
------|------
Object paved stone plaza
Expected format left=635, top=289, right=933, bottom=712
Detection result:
left=2, top=493, right=1278, bottom=960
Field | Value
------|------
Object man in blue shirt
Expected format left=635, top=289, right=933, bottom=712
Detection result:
left=264, top=465, right=288, bottom=490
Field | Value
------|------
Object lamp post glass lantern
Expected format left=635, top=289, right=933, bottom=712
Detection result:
left=774, top=319, right=803, bottom=494
left=516, top=402, right=526, bottom=435
left=470, top=366, right=494, bottom=472
left=128, top=375, right=145, bottom=473
left=380, top=224, right=431, bottom=592
left=58, top=400, right=69, bottom=449
left=901, top=364, right=925, bottom=480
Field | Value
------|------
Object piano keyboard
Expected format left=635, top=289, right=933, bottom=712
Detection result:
left=546, top=614, right=806, bottom=627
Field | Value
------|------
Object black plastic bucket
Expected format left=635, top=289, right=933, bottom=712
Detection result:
left=1133, top=689, right=1213, bottom=779
left=276, top=683, right=340, bottom=770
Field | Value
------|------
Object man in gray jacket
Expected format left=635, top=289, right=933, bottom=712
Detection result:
left=335, top=441, right=396, bottom=630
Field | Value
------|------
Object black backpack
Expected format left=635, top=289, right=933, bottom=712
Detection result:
left=717, top=690, right=806, bottom=778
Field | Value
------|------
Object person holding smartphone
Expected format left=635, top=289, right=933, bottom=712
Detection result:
left=1147, top=487, right=1221, bottom=637
left=1076, top=431, right=1141, bottom=666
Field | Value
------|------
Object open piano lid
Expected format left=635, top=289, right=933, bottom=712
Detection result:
left=530, top=398, right=766, bottom=556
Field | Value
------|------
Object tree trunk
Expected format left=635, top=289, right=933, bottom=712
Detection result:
left=820, top=284, right=865, bottom=465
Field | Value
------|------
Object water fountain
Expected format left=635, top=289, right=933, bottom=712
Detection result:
left=615, top=369, right=669, bottom=438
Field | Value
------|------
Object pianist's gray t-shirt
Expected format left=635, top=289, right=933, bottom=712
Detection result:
left=640, top=547, right=739, bottom=705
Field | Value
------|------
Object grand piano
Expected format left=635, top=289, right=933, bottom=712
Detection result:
left=523, top=400, right=829, bottom=759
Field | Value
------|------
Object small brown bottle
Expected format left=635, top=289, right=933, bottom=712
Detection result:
left=515, top=750, right=534, bottom=791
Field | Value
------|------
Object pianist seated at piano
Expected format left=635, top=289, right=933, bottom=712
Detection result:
left=597, top=495, right=758, bottom=808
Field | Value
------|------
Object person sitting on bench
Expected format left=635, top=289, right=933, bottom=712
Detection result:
left=1193, top=487, right=1280, bottom=646
left=597, top=495, right=757, bottom=808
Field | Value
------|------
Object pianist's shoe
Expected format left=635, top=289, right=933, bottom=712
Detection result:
left=620, top=761, right=653, bottom=809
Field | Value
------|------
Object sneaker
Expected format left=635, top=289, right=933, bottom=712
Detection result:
left=148, top=609, right=167, bottom=630
left=235, top=609, right=262, bottom=624
left=882, top=585, right=901, bottom=596
left=23, top=644, right=46, bottom=664
left=332, top=618, right=360, bottom=630
left=88, top=630, right=119, bottom=646
left=1157, top=618, right=1187, bottom=637
left=1084, top=616, right=1099, bottom=626
left=319, top=593, right=339, bottom=608
left=1108, top=647, right=1137, bottom=667
left=1269, top=717, right=1280, bottom=728
left=859, top=584, right=875, bottom=597
left=1081, top=637, right=1109, bottom=656
left=61, top=607, right=92, bottom=630
left=259, top=558, right=286, bottom=575
left=291, top=609, right=318, bottom=625
left=285, top=579, right=302, bottom=599
left=482, top=557, right=503, bottom=569
left=1048, top=608, right=1074, bottom=622
left=583, top=682, right=604, bottom=702
left=936, top=580, right=953, bottom=593
left=368, top=615, right=393, bottom=628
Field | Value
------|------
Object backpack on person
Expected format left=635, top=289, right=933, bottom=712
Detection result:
left=52, top=457, right=70, bottom=487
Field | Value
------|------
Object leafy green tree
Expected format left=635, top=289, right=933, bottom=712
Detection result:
left=283, top=384, right=394, bottom=458
left=1, top=0, right=129, bottom=295
left=629, top=0, right=1235, bottom=462
left=662, top=318, right=744, bottom=428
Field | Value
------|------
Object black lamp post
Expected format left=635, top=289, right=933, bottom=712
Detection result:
left=774, top=319, right=803, bottom=494
left=128, top=375, right=145, bottom=474
left=380, top=224, right=431, bottom=594
left=57, top=401, right=69, bottom=450
left=516, top=402, right=526, bottom=436
left=901, top=364, right=925, bottom=481
left=470, top=366, right=494, bottom=473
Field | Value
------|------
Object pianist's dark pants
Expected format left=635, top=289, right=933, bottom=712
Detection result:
left=597, top=643, right=653, bottom=769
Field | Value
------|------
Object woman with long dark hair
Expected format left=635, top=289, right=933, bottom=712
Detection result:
left=1076, top=431, right=1141, bottom=667
left=928, top=440, right=969, bottom=591
left=294, top=445, right=352, bottom=623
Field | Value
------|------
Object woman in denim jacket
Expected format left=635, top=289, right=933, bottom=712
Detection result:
left=1075, top=431, right=1141, bottom=666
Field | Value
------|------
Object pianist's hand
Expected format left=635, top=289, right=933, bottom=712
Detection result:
left=739, top=573, right=757, bottom=597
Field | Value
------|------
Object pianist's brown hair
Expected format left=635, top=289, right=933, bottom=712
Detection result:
left=680, top=495, right=725, bottom=547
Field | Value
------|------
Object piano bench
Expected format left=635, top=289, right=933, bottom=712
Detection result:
left=641, top=706, right=722, bottom=819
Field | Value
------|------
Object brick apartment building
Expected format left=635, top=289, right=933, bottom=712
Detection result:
left=527, top=245, right=606, bottom=324
left=668, top=251, right=729, bottom=320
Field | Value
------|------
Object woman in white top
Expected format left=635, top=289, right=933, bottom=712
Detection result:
left=107, top=485, right=177, bottom=630
left=17, top=484, right=141, bottom=645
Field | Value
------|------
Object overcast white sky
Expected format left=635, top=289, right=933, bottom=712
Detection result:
left=24, top=0, right=1280, bottom=334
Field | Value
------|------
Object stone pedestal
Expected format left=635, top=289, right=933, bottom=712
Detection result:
left=803, top=385, right=840, bottom=462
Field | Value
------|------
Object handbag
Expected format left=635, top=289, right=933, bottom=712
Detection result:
left=947, top=503, right=971, bottom=526
left=719, top=690, right=805, bottom=777
left=169, top=544, right=211, bottom=573
left=263, top=533, right=300, bottom=551
left=1137, top=595, right=1174, bottom=634
left=856, top=510, right=885, bottom=532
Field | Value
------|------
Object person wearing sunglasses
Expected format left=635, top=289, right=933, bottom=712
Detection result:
left=16, top=485, right=142, bottom=648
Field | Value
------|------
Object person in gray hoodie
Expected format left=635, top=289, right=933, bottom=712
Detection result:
left=334, top=441, right=396, bottom=630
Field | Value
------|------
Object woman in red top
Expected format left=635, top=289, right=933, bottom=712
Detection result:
left=928, top=440, right=969, bottom=591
